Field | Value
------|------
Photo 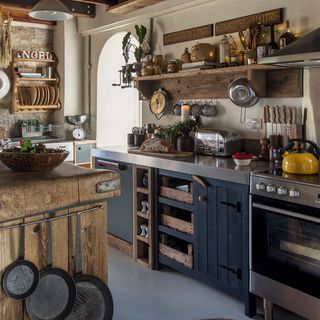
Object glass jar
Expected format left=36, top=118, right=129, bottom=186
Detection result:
left=141, top=60, right=153, bottom=76
left=167, top=59, right=178, bottom=73
left=152, top=55, right=163, bottom=75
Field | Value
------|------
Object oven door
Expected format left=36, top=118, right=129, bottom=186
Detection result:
left=250, top=195, right=320, bottom=299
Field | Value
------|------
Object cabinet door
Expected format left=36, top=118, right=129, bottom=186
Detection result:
left=206, top=178, right=246, bottom=299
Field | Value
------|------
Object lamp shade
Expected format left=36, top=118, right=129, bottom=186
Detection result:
left=29, top=0, right=73, bottom=21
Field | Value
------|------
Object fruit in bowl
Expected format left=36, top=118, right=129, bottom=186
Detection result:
left=232, top=152, right=253, bottom=166
left=0, top=139, right=69, bottom=172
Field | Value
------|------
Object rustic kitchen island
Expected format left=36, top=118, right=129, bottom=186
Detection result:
left=0, top=162, right=120, bottom=319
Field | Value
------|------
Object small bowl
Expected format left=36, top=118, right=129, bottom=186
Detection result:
left=234, top=158, right=252, bottom=166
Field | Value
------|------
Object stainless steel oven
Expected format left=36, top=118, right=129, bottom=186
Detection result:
left=250, top=172, right=320, bottom=320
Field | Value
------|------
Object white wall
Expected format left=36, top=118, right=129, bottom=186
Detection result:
left=75, top=0, right=320, bottom=142
left=96, top=32, right=139, bottom=147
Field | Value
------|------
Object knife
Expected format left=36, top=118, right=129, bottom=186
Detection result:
left=265, top=105, right=271, bottom=137
left=271, top=106, right=276, bottom=135
left=291, top=107, right=298, bottom=139
left=275, top=105, right=281, bottom=135
left=262, top=105, right=268, bottom=137
left=285, top=106, right=292, bottom=138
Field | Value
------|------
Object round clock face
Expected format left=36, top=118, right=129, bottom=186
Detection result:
left=149, top=90, right=167, bottom=117
left=72, top=127, right=86, bottom=140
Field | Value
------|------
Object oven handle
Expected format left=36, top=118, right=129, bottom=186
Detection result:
left=252, top=203, right=320, bottom=224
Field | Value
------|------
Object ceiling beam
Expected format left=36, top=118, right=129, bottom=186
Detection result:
left=72, top=0, right=107, bottom=4
left=0, top=0, right=96, bottom=18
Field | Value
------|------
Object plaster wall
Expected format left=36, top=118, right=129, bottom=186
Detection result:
left=77, top=0, right=320, bottom=143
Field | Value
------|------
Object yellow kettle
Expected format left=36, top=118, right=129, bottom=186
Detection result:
left=282, top=139, right=319, bottom=175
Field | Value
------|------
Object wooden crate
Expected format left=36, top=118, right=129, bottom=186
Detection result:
left=159, top=243, right=193, bottom=269
left=161, top=214, right=194, bottom=235
left=160, top=186, right=193, bottom=204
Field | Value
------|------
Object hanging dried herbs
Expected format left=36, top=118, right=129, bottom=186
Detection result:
left=0, top=14, right=13, bottom=68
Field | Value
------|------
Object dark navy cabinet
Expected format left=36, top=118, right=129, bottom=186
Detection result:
left=155, top=170, right=250, bottom=312
left=204, top=178, right=248, bottom=300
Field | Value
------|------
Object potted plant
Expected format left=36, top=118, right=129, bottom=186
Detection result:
left=164, top=119, right=200, bottom=152
left=122, top=25, right=150, bottom=76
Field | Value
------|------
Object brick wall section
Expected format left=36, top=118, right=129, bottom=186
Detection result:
left=0, top=26, right=55, bottom=138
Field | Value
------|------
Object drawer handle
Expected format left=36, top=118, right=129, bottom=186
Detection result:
left=220, top=201, right=241, bottom=213
left=97, top=160, right=126, bottom=171
left=220, top=264, right=242, bottom=279
left=198, top=195, right=206, bottom=202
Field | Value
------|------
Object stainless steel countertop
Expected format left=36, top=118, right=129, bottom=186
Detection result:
left=92, top=145, right=272, bottom=185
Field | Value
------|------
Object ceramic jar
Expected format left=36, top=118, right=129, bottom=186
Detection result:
left=177, top=133, right=194, bottom=152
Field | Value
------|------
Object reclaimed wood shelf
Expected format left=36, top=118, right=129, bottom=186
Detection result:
left=11, top=52, right=61, bottom=114
left=134, top=64, right=303, bottom=100
left=107, top=0, right=164, bottom=14
left=133, top=165, right=154, bottom=269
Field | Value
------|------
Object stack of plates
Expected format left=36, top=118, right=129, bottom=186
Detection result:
left=18, top=86, right=59, bottom=106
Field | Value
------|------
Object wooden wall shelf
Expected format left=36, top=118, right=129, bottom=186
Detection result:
left=11, top=52, right=61, bottom=114
left=134, top=64, right=303, bottom=101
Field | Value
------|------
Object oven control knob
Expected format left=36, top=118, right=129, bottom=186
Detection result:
left=277, top=186, right=288, bottom=196
left=266, top=184, right=276, bottom=193
left=256, top=182, right=266, bottom=191
left=289, top=188, right=301, bottom=198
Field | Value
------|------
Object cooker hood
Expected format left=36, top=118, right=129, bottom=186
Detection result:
left=259, top=27, right=320, bottom=68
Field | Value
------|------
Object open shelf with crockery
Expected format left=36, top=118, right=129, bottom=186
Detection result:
left=11, top=51, right=61, bottom=113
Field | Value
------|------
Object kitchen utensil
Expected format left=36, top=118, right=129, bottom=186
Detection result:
left=173, top=103, right=182, bottom=116
left=26, top=217, right=76, bottom=320
left=201, top=102, right=217, bottom=117
left=0, top=69, right=10, bottom=100
left=291, top=107, right=298, bottom=138
left=259, top=106, right=269, bottom=160
left=2, top=225, right=39, bottom=300
left=65, top=115, right=88, bottom=126
left=191, top=101, right=203, bottom=117
left=149, top=88, right=168, bottom=120
left=282, top=139, right=320, bottom=174
left=65, top=212, right=113, bottom=320
left=285, top=105, right=292, bottom=138
left=302, top=108, right=307, bottom=140
left=228, top=77, right=259, bottom=123
left=275, top=105, right=281, bottom=135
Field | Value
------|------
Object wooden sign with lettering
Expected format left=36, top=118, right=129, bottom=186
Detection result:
left=163, top=24, right=213, bottom=46
left=16, top=50, right=54, bottom=60
left=215, top=8, right=283, bottom=36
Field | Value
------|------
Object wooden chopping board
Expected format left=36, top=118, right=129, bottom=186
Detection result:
left=128, top=149, right=193, bottom=158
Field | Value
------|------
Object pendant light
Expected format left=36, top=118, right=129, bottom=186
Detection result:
left=29, top=0, right=73, bottom=21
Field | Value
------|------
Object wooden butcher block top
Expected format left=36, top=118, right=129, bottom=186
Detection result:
left=0, top=162, right=120, bottom=222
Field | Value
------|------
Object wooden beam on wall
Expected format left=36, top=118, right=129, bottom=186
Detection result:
left=0, top=0, right=96, bottom=18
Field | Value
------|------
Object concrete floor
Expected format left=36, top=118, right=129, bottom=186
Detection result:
left=108, top=248, right=305, bottom=320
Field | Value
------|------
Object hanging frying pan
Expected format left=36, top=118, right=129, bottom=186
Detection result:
left=2, top=224, right=39, bottom=300
left=66, top=212, right=113, bottom=320
left=26, top=217, right=76, bottom=320
left=228, top=77, right=259, bottom=123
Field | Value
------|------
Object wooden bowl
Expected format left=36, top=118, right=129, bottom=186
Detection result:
left=0, top=151, right=69, bottom=172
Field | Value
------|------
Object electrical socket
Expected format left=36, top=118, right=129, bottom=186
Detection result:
left=246, top=118, right=261, bottom=129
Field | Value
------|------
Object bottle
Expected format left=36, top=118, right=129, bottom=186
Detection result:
left=256, top=25, right=268, bottom=61
left=181, top=48, right=191, bottom=64
left=279, top=20, right=296, bottom=49
left=267, top=25, right=279, bottom=55
left=219, top=35, right=231, bottom=64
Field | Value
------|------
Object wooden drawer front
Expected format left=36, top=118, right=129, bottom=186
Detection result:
left=0, top=185, right=26, bottom=221
left=75, top=144, right=91, bottom=164
left=160, top=186, right=193, bottom=204
left=78, top=171, right=121, bottom=203
left=159, top=243, right=193, bottom=269
left=161, top=214, right=194, bottom=235
left=24, top=178, right=79, bottom=215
